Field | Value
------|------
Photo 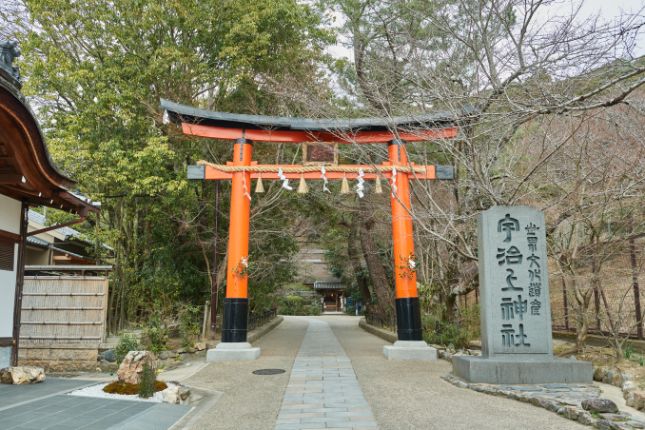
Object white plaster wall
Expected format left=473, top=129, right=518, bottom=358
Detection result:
left=25, top=248, right=51, bottom=265
left=0, top=195, right=20, bottom=340
left=0, top=244, right=18, bottom=339
left=0, top=194, right=21, bottom=234
left=0, top=346, right=10, bottom=368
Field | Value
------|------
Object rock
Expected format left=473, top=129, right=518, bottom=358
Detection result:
left=0, top=366, right=46, bottom=384
left=626, top=390, right=645, bottom=410
left=622, top=380, right=638, bottom=393
left=581, top=398, right=619, bottom=414
left=159, top=350, right=177, bottom=360
left=611, top=372, right=626, bottom=387
left=100, top=349, right=116, bottom=362
left=576, top=411, right=595, bottom=426
left=594, top=366, right=608, bottom=382
left=627, top=420, right=645, bottom=429
left=194, top=342, right=206, bottom=351
left=116, top=351, right=157, bottom=385
left=161, top=384, right=191, bottom=404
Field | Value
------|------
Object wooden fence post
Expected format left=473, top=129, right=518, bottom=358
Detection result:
left=630, top=238, right=643, bottom=339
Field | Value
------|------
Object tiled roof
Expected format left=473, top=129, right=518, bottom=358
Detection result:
left=28, top=210, right=81, bottom=239
left=314, top=281, right=345, bottom=290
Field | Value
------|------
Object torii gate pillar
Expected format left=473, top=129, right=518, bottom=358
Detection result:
left=383, top=140, right=437, bottom=360
left=207, top=138, right=260, bottom=362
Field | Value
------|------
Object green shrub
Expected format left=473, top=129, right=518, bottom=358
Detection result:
left=277, top=295, right=305, bottom=315
left=143, top=313, right=168, bottom=354
left=306, top=304, right=321, bottom=316
left=422, top=304, right=480, bottom=350
left=277, top=295, right=321, bottom=315
left=115, top=333, right=139, bottom=365
left=178, top=305, right=202, bottom=348
left=138, top=363, right=156, bottom=399
left=624, top=344, right=634, bottom=360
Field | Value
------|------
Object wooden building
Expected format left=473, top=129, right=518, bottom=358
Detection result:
left=0, top=41, right=98, bottom=367
left=26, top=210, right=110, bottom=265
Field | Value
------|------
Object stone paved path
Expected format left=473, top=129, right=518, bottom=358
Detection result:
left=275, top=319, right=378, bottom=430
left=178, top=316, right=586, bottom=430
left=0, top=378, right=189, bottom=430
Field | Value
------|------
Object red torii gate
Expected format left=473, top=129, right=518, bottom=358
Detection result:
left=161, top=99, right=460, bottom=360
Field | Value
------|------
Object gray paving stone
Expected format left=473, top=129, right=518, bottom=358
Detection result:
left=0, top=391, right=191, bottom=430
left=274, top=319, right=378, bottom=430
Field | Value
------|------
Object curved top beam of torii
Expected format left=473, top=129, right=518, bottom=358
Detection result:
left=161, top=99, right=470, bottom=144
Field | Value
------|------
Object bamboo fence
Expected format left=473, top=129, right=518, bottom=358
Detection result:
left=18, top=274, right=109, bottom=371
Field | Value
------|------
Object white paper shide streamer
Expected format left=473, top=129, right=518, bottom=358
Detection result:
left=355, top=169, right=365, bottom=198
left=391, top=166, right=397, bottom=197
left=321, top=165, right=331, bottom=193
left=278, top=168, right=293, bottom=191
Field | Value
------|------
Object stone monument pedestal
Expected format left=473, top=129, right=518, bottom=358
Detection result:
left=452, top=355, right=592, bottom=384
left=206, top=342, right=261, bottom=362
left=383, top=340, right=437, bottom=361
left=449, top=206, right=594, bottom=385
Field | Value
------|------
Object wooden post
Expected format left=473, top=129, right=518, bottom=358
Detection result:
left=389, top=140, right=422, bottom=341
left=11, top=201, right=28, bottom=366
left=222, top=139, right=253, bottom=343
left=202, top=301, right=210, bottom=340
left=210, top=181, right=220, bottom=339
left=630, top=238, right=643, bottom=339
left=593, top=285, right=601, bottom=331
left=562, top=278, right=570, bottom=331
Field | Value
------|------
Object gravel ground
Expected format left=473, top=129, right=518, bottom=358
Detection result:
left=177, top=317, right=308, bottom=430
left=324, top=315, right=587, bottom=430
left=178, top=315, right=590, bottom=429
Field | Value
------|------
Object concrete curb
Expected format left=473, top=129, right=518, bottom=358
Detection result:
left=358, top=318, right=397, bottom=343
left=247, top=316, right=284, bottom=344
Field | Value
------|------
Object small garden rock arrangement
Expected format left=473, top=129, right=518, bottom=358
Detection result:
left=71, top=351, right=191, bottom=404
left=594, top=366, right=645, bottom=413
left=444, top=374, right=645, bottom=430
left=0, top=366, right=45, bottom=384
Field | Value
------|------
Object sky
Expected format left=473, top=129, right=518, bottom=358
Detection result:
left=327, top=0, right=645, bottom=60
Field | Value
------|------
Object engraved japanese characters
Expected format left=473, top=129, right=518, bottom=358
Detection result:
left=479, top=206, right=553, bottom=357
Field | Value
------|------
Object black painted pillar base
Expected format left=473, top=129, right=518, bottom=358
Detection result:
left=222, top=298, right=248, bottom=342
left=395, top=297, right=423, bottom=341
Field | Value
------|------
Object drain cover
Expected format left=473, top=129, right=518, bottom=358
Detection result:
left=253, top=368, right=286, bottom=375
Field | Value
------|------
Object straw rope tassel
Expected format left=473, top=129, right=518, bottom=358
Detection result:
left=374, top=175, right=383, bottom=194
left=340, top=176, right=350, bottom=194
left=255, top=176, right=265, bottom=193
left=297, top=175, right=309, bottom=194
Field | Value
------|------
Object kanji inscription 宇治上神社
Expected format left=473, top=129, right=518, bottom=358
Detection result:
left=451, top=205, right=593, bottom=383
left=480, top=206, right=553, bottom=356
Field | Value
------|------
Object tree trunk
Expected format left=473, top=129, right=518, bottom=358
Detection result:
left=573, top=278, right=593, bottom=353
left=359, top=218, right=393, bottom=319
left=348, top=214, right=372, bottom=305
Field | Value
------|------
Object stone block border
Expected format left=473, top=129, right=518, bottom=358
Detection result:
left=358, top=318, right=397, bottom=343
left=248, top=316, right=284, bottom=343
left=443, top=373, right=645, bottom=429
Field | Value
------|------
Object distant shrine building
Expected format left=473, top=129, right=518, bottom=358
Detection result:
left=294, top=245, right=347, bottom=313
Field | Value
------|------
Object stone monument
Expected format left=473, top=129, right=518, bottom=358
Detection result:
left=452, top=206, right=592, bottom=384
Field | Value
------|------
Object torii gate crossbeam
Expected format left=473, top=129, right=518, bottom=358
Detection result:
left=162, top=99, right=462, bottom=361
